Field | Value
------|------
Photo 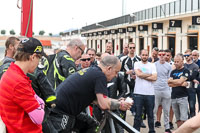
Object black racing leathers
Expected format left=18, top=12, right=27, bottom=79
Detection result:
left=46, top=50, right=76, bottom=89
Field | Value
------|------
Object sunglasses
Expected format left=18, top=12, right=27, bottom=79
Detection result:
left=192, top=54, right=198, bottom=56
left=129, top=47, right=135, bottom=49
left=81, top=58, right=90, bottom=61
left=158, top=53, right=165, bottom=56
left=184, top=54, right=191, bottom=57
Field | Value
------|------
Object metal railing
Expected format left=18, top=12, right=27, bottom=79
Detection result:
left=97, top=110, right=140, bottom=133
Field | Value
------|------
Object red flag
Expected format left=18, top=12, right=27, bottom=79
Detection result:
left=21, top=0, right=33, bottom=37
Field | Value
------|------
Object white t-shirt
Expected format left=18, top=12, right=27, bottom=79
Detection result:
left=134, top=61, right=157, bottom=95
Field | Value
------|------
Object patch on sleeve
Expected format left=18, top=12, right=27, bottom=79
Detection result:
left=68, top=67, right=75, bottom=74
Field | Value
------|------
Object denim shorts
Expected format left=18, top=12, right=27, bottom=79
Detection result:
left=171, top=97, right=188, bottom=121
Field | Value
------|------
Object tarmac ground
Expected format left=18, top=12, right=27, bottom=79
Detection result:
left=124, top=110, right=200, bottom=133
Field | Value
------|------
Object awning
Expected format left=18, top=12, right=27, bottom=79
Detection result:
left=165, top=34, right=176, bottom=37
left=186, top=33, right=198, bottom=36
left=40, top=40, right=52, bottom=47
left=149, top=35, right=158, bottom=38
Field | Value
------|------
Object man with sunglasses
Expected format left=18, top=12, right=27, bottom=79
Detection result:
left=77, top=54, right=91, bottom=70
left=154, top=50, right=172, bottom=133
left=183, top=49, right=199, bottom=118
left=120, top=42, right=140, bottom=96
left=46, top=38, right=85, bottom=89
left=120, top=42, right=142, bottom=124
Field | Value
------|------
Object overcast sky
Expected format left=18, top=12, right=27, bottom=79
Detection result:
left=0, top=0, right=175, bottom=35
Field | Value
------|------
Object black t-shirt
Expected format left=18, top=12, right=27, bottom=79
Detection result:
left=56, top=66, right=108, bottom=116
left=170, top=67, right=190, bottom=99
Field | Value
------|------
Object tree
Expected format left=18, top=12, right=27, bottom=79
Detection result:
left=1, top=30, right=6, bottom=35
left=49, top=33, right=52, bottom=36
left=39, top=30, right=45, bottom=35
left=10, top=29, right=15, bottom=35
left=59, top=32, right=64, bottom=36
left=32, top=32, right=35, bottom=36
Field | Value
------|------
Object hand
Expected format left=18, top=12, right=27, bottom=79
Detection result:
left=119, top=100, right=133, bottom=111
left=193, top=79, right=199, bottom=84
left=118, top=97, right=125, bottom=101
left=126, top=70, right=133, bottom=75
left=131, top=75, right=136, bottom=79
left=34, top=94, right=45, bottom=109
left=181, top=82, right=188, bottom=87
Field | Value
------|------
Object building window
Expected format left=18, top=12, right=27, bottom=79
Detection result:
left=170, top=2, right=175, bottom=15
left=193, top=0, right=199, bottom=10
left=175, top=0, right=180, bottom=14
left=146, top=9, right=149, bottom=19
left=91, top=40, right=93, bottom=48
left=166, top=3, right=170, bottom=16
left=149, top=8, right=153, bottom=19
left=95, top=40, right=97, bottom=51
left=186, top=0, right=192, bottom=12
left=153, top=7, right=157, bottom=18
left=143, top=10, right=146, bottom=20
left=157, top=6, right=161, bottom=17
left=161, top=4, right=165, bottom=17
left=100, top=40, right=102, bottom=52
left=87, top=40, right=89, bottom=48
left=181, top=0, right=186, bottom=13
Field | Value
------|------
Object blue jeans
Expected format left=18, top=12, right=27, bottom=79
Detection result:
left=187, top=88, right=196, bottom=118
left=133, top=94, right=155, bottom=133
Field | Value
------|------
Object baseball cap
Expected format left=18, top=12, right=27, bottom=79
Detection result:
left=17, top=37, right=44, bottom=55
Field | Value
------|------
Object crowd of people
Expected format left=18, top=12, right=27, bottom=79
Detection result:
left=1, top=36, right=200, bottom=133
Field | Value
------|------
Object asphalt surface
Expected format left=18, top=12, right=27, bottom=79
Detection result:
left=125, top=110, right=200, bottom=133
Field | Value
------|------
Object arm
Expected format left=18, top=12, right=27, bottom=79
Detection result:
left=144, top=73, right=157, bottom=81
left=96, top=93, right=132, bottom=111
left=139, top=63, right=157, bottom=81
left=117, top=73, right=127, bottom=98
left=28, top=94, right=45, bottom=125
left=135, top=69, right=152, bottom=79
left=173, top=112, right=200, bottom=133
left=35, top=68, right=56, bottom=108
left=14, top=84, right=45, bottom=125
left=168, top=77, right=187, bottom=87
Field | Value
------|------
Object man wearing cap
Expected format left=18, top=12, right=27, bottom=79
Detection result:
left=0, top=37, right=45, bottom=133
left=0, top=37, right=56, bottom=111
left=46, top=38, right=85, bottom=89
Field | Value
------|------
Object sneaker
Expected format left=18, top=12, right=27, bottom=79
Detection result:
left=140, top=121, right=146, bottom=128
left=169, top=122, right=174, bottom=129
left=165, top=129, right=171, bottom=133
left=155, top=121, right=161, bottom=128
